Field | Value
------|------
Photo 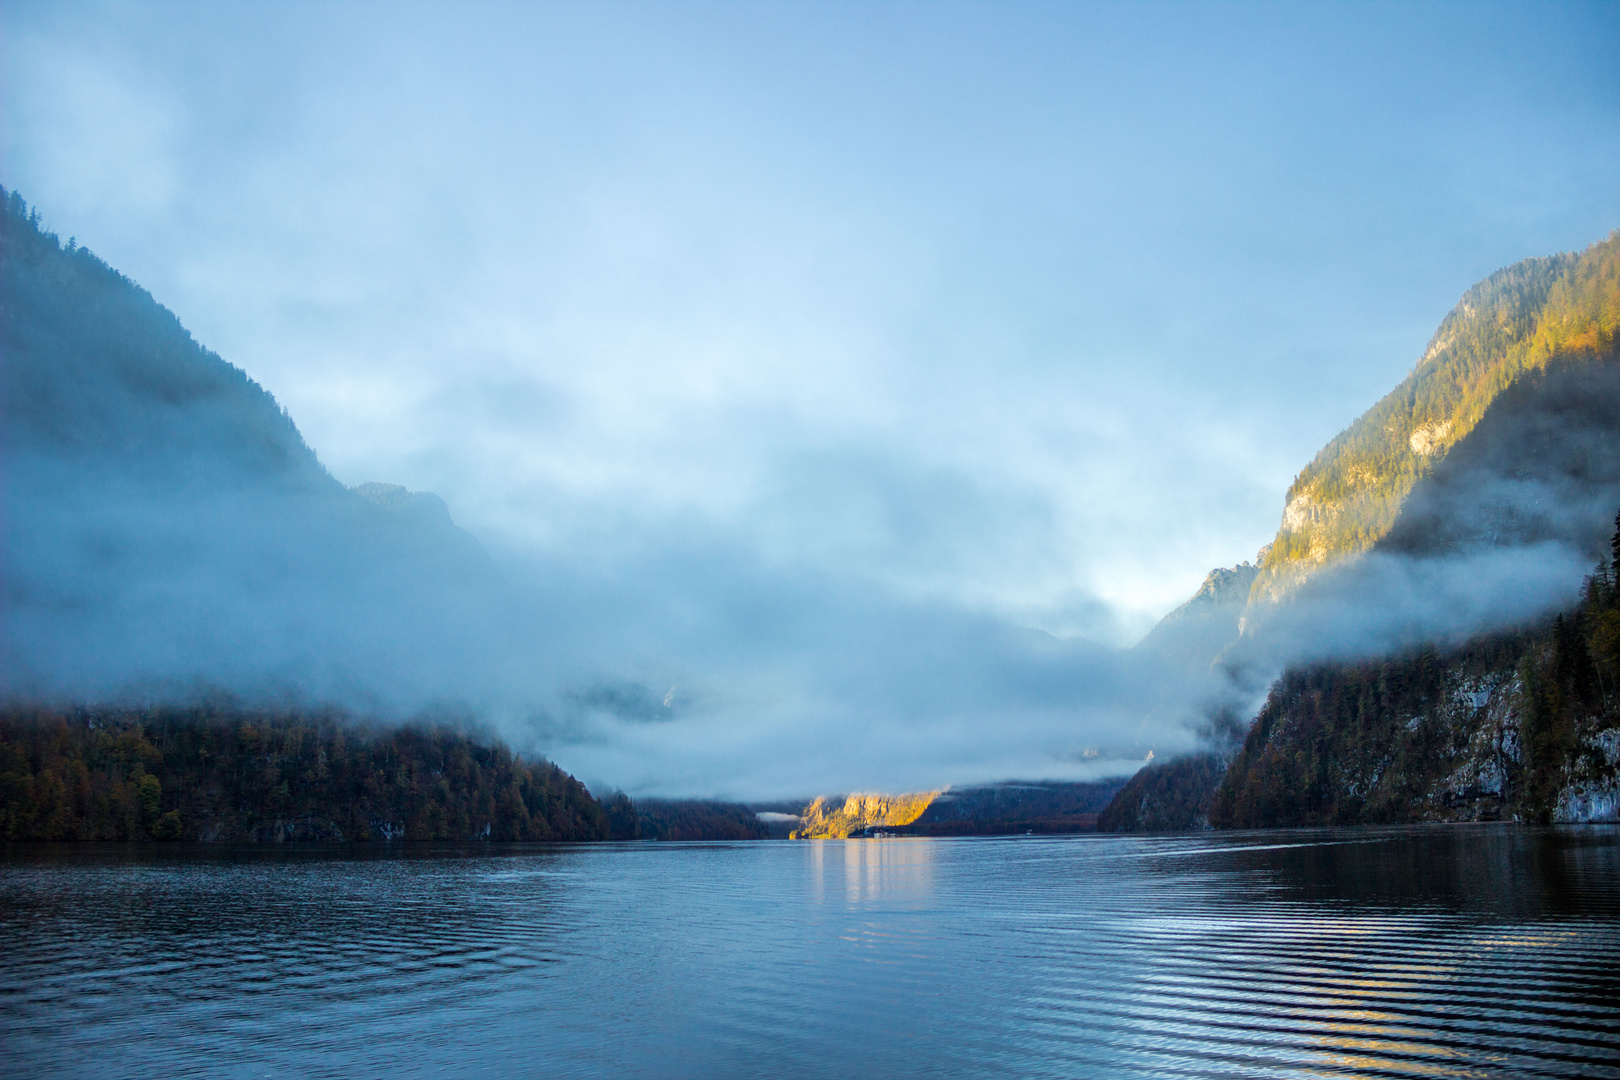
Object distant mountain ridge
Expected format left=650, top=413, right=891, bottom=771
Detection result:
left=783, top=780, right=1126, bottom=838
left=1135, top=560, right=1259, bottom=668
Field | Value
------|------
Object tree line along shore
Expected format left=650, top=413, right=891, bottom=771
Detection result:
left=0, top=706, right=770, bottom=843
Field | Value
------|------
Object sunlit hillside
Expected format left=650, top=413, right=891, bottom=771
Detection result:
left=1252, top=234, right=1620, bottom=605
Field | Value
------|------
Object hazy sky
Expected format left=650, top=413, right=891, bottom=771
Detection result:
left=3, top=1, right=1618, bottom=794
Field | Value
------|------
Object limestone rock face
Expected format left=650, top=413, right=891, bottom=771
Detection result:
left=792, top=791, right=940, bottom=838
left=1208, top=626, right=1620, bottom=828
left=1107, top=618, right=1620, bottom=831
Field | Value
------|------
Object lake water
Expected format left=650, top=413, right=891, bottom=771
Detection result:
left=2, top=826, right=1618, bottom=1078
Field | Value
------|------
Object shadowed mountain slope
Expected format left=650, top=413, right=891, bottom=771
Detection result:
left=1135, top=561, right=1259, bottom=669
left=0, top=189, right=499, bottom=706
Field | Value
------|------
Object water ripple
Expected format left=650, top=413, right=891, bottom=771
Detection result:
left=1, top=826, right=1617, bottom=1078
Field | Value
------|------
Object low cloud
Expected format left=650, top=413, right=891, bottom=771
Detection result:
left=4, top=455, right=1200, bottom=798
left=4, top=4, right=1618, bottom=799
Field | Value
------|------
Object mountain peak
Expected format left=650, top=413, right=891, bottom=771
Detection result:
left=1249, top=231, right=1620, bottom=608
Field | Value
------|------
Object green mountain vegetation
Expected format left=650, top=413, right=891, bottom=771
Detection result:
left=0, top=705, right=610, bottom=842
left=1251, top=233, right=1620, bottom=607
left=1096, top=754, right=1225, bottom=832
left=1212, top=524, right=1620, bottom=828
left=1102, top=512, right=1620, bottom=832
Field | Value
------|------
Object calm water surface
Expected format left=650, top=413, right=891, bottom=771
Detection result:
left=2, top=826, right=1618, bottom=1078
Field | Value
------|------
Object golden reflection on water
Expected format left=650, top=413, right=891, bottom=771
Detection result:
left=1089, top=906, right=1608, bottom=1080
left=802, top=837, right=938, bottom=906
left=1305, top=1051, right=1486, bottom=1080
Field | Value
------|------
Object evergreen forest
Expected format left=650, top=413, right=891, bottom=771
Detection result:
left=0, top=706, right=616, bottom=842
left=1209, top=514, right=1620, bottom=828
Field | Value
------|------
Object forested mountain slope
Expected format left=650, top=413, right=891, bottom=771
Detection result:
left=0, top=704, right=610, bottom=842
left=1112, top=233, right=1620, bottom=830
left=1140, top=233, right=1620, bottom=678
left=0, top=189, right=498, bottom=705
left=1107, top=522, right=1620, bottom=830
left=1251, top=234, right=1619, bottom=608
left=1211, top=534, right=1620, bottom=827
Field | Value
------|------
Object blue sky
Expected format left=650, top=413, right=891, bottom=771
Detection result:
left=3, top=1, right=1618, bottom=793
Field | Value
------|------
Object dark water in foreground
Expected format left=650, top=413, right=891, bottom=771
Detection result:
left=2, top=827, right=1618, bottom=1078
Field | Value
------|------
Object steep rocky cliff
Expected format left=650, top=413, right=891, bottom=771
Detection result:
left=1211, top=559, right=1620, bottom=827
left=1105, top=533, right=1620, bottom=831
left=792, top=791, right=940, bottom=838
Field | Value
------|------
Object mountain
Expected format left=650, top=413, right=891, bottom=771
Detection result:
left=1249, top=235, right=1619, bottom=610
left=781, top=780, right=1127, bottom=838
left=1141, top=232, right=1620, bottom=676
left=0, top=189, right=631, bottom=840
left=1095, top=753, right=1226, bottom=832
left=0, top=193, right=329, bottom=490
left=793, top=791, right=940, bottom=838
left=1110, top=537, right=1620, bottom=832
left=1134, top=560, right=1259, bottom=669
left=0, top=189, right=500, bottom=706
left=1209, top=553, right=1620, bottom=827
left=625, top=799, right=772, bottom=841
left=1112, top=232, right=1620, bottom=829
left=904, top=779, right=1125, bottom=835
